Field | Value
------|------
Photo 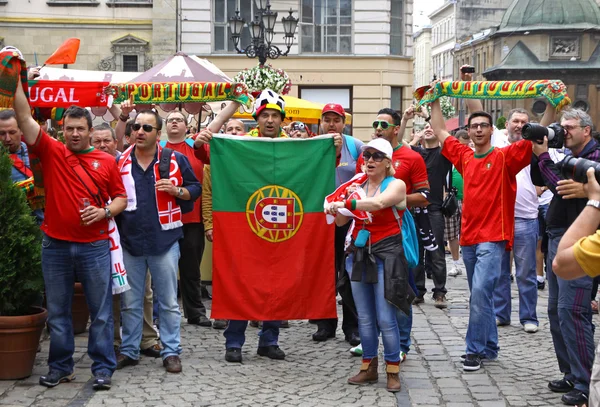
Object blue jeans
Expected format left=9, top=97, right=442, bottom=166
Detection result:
left=462, top=241, right=506, bottom=359
left=224, top=320, right=281, bottom=349
left=347, top=254, right=400, bottom=362
left=547, top=228, right=595, bottom=394
left=121, top=243, right=182, bottom=360
left=42, top=234, right=115, bottom=376
left=494, top=218, right=539, bottom=326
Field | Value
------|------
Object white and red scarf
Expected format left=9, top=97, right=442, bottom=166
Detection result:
left=323, top=172, right=371, bottom=224
left=118, top=144, right=184, bottom=230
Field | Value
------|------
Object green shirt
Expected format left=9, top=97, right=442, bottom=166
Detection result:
left=451, top=167, right=464, bottom=200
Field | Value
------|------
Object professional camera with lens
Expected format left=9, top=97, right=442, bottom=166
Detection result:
left=292, top=122, right=306, bottom=132
left=522, top=122, right=565, bottom=149
left=558, top=155, right=600, bottom=184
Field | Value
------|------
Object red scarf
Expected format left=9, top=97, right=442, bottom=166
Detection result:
left=10, top=152, right=33, bottom=178
left=118, top=144, right=184, bottom=230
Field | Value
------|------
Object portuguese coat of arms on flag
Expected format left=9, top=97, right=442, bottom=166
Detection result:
left=209, top=135, right=337, bottom=321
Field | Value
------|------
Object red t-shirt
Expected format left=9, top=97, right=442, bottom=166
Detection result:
left=442, top=137, right=532, bottom=247
left=165, top=139, right=203, bottom=224
left=352, top=206, right=401, bottom=244
left=28, top=130, right=126, bottom=243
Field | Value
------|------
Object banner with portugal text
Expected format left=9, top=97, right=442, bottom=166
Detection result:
left=210, top=135, right=337, bottom=321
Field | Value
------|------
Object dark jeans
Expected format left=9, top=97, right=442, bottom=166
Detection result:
left=415, top=209, right=447, bottom=297
left=316, top=222, right=359, bottom=336
left=178, top=223, right=208, bottom=321
left=547, top=228, right=595, bottom=394
left=224, top=320, right=280, bottom=349
left=42, top=234, right=116, bottom=376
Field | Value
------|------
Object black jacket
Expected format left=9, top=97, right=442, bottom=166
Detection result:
left=349, top=234, right=415, bottom=316
left=531, top=139, right=600, bottom=230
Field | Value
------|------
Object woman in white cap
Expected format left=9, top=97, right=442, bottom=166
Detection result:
left=326, top=138, right=409, bottom=392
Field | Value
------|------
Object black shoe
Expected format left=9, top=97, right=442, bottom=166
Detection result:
left=345, top=332, right=361, bottom=347
left=188, top=315, right=212, bottom=327
left=548, top=378, right=575, bottom=393
left=280, top=320, right=290, bottom=328
left=93, top=374, right=111, bottom=391
left=201, top=286, right=212, bottom=299
left=212, top=319, right=228, bottom=330
left=257, top=345, right=286, bottom=360
left=312, top=329, right=335, bottom=342
left=140, top=344, right=162, bottom=358
left=561, top=389, right=588, bottom=405
left=460, top=353, right=496, bottom=362
left=537, top=280, right=545, bottom=290
left=225, top=347, right=242, bottom=363
left=462, top=354, right=481, bottom=371
left=412, top=295, right=424, bottom=305
left=39, top=371, right=75, bottom=388
left=116, top=354, right=139, bottom=370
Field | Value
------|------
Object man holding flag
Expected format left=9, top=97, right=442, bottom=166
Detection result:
left=194, top=89, right=342, bottom=363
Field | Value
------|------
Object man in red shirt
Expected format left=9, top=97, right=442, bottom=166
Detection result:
left=161, top=110, right=211, bottom=327
left=429, top=97, right=533, bottom=371
left=12, top=78, right=127, bottom=390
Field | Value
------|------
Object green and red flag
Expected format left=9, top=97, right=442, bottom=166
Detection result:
left=210, top=135, right=337, bottom=321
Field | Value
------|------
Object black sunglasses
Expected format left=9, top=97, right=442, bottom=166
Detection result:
left=132, top=123, right=159, bottom=132
left=363, top=151, right=387, bottom=162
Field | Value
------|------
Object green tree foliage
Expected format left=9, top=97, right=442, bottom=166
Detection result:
left=496, top=116, right=507, bottom=130
left=0, top=149, right=44, bottom=316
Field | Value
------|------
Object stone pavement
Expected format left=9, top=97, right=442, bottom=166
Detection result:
left=1, top=256, right=598, bottom=407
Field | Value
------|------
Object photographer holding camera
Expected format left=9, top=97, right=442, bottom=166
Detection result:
left=531, top=108, right=598, bottom=406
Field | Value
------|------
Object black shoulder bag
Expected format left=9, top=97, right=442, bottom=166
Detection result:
left=159, top=147, right=194, bottom=214
left=441, top=167, right=458, bottom=218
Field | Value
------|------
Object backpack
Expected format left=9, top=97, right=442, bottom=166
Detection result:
left=344, top=135, right=358, bottom=161
left=381, top=176, right=419, bottom=268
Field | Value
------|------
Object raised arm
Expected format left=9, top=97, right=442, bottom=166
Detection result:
left=430, top=99, right=451, bottom=146
left=206, top=101, right=241, bottom=133
left=109, top=97, right=134, bottom=152
left=539, top=101, right=557, bottom=127
left=13, top=78, right=40, bottom=145
left=459, top=65, right=483, bottom=113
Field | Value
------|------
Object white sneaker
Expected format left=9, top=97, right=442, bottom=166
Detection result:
left=448, top=267, right=462, bottom=277
left=349, top=343, right=362, bottom=356
left=524, top=323, right=538, bottom=333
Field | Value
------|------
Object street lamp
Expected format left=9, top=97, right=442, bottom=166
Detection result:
left=229, top=1, right=299, bottom=65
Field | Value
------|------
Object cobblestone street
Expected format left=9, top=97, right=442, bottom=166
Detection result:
left=1, top=257, right=597, bottom=407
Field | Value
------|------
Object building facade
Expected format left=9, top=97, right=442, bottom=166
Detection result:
left=180, top=0, right=415, bottom=140
left=453, top=0, right=600, bottom=128
left=0, top=0, right=175, bottom=73
left=413, top=26, right=432, bottom=90
left=455, top=0, right=512, bottom=41
left=429, top=2, right=456, bottom=82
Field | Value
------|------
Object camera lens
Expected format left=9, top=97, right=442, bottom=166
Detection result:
left=559, top=155, right=600, bottom=184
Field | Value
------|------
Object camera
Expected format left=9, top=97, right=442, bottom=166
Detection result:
left=292, top=122, right=306, bottom=132
left=461, top=66, right=475, bottom=74
left=558, top=155, right=600, bottom=184
left=522, top=122, right=565, bottom=149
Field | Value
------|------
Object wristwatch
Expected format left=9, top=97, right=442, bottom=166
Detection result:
left=587, top=199, right=600, bottom=210
left=178, top=187, right=184, bottom=197
left=104, top=207, right=112, bottom=219
left=119, top=114, right=129, bottom=122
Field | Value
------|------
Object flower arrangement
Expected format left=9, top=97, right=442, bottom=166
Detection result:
left=233, top=64, right=292, bottom=96
left=425, top=96, right=456, bottom=120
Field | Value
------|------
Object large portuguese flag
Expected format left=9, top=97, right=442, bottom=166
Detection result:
left=209, top=134, right=337, bottom=321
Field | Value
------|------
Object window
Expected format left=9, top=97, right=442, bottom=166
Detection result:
left=391, top=87, right=403, bottom=113
left=123, top=55, right=139, bottom=72
left=47, top=0, right=99, bottom=5
left=301, top=0, right=352, bottom=54
left=214, top=0, right=257, bottom=52
left=390, top=0, right=403, bottom=55
left=299, top=86, right=352, bottom=133
left=107, top=0, right=152, bottom=6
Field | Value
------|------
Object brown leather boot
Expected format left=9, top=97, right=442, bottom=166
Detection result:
left=386, top=363, right=401, bottom=392
left=348, top=357, right=378, bottom=385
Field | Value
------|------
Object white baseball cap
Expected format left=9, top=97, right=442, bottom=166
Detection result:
left=360, top=138, right=393, bottom=160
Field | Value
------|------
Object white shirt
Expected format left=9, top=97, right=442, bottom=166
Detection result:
left=515, top=165, right=539, bottom=219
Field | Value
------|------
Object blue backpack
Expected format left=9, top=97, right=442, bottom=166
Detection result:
left=380, top=176, right=419, bottom=269
left=344, top=135, right=358, bottom=160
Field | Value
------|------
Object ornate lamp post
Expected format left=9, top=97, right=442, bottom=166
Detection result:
left=228, top=0, right=299, bottom=66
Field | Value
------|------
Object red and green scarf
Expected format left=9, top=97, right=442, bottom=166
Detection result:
left=0, top=49, right=29, bottom=108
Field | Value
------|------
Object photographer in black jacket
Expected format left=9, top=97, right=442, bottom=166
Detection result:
left=531, top=108, right=599, bottom=406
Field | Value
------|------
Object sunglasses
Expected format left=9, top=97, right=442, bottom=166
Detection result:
left=363, top=151, right=387, bottom=162
left=132, top=123, right=159, bottom=132
left=372, top=120, right=394, bottom=130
